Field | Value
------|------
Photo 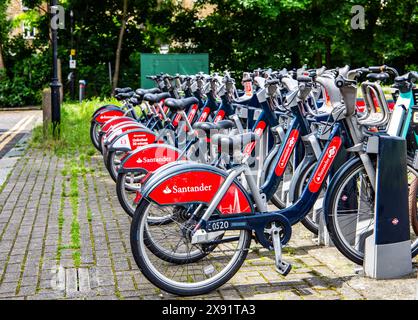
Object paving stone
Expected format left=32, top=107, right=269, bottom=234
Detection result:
left=0, top=148, right=416, bottom=301
left=17, top=286, right=36, bottom=296
left=78, top=268, right=91, bottom=292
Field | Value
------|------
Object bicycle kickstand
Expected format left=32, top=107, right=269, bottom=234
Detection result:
left=271, top=225, right=292, bottom=276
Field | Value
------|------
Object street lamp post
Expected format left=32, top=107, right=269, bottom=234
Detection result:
left=50, top=0, right=61, bottom=136
left=70, top=9, right=75, bottom=101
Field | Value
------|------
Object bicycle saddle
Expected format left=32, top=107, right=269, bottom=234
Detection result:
left=143, top=92, right=171, bottom=104
left=114, top=87, right=132, bottom=94
left=135, top=88, right=161, bottom=97
left=366, top=72, right=390, bottom=81
left=115, top=92, right=134, bottom=100
left=193, top=120, right=235, bottom=134
left=164, top=97, right=199, bottom=111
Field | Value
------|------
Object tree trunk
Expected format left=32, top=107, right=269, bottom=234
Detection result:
left=315, top=51, right=322, bottom=68
left=325, top=38, right=332, bottom=67
left=112, top=0, right=128, bottom=95
left=0, top=43, right=5, bottom=71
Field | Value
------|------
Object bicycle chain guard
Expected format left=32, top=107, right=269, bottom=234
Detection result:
left=254, top=215, right=292, bottom=250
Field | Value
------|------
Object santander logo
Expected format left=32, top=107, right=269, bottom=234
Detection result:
left=161, top=183, right=212, bottom=194
left=279, top=137, right=295, bottom=167
left=99, top=115, right=118, bottom=120
left=163, top=186, right=172, bottom=194
left=255, top=127, right=264, bottom=136
left=328, top=146, right=337, bottom=157
left=315, top=146, right=338, bottom=182
left=136, top=156, right=172, bottom=164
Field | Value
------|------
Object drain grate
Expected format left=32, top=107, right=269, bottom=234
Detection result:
left=51, top=266, right=98, bottom=296
left=67, top=268, right=91, bottom=294
left=52, top=267, right=93, bottom=295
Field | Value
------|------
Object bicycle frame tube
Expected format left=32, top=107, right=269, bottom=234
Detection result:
left=259, top=100, right=313, bottom=200
left=260, top=117, right=301, bottom=199
left=399, top=91, right=415, bottom=138
left=154, top=100, right=233, bottom=161
left=242, top=97, right=280, bottom=158
left=194, top=123, right=344, bottom=248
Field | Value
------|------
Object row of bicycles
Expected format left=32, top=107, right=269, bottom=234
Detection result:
left=90, top=66, right=418, bottom=296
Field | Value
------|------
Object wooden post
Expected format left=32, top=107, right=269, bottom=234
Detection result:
left=42, top=88, right=52, bottom=135
left=57, top=58, right=63, bottom=103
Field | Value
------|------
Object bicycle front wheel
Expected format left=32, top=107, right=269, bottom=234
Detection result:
left=130, top=199, right=251, bottom=296
left=408, top=177, right=418, bottom=235
left=324, top=157, right=418, bottom=265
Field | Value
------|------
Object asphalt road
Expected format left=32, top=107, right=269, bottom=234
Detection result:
left=0, top=110, right=42, bottom=159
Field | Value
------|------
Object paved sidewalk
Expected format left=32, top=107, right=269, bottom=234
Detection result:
left=0, top=110, right=42, bottom=159
left=0, top=148, right=416, bottom=300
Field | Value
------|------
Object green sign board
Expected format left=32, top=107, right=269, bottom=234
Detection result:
left=140, top=53, right=209, bottom=88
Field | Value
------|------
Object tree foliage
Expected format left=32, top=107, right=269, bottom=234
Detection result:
left=1, top=0, right=418, bottom=107
left=168, top=0, right=418, bottom=73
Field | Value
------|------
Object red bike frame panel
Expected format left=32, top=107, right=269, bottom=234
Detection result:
left=275, top=129, right=299, bottom=176
left=214, top=110, right=225, bottom=123
left=148, top=171, right=252, bottom=214
left=105, top=124, right=144, bottom=142
left=243, top=121, right=266, bottom=157
left=308, top=136, right=342, bottom=193
left=187, top=104, right=199, bottom=123
left=122, top=145, right=181, bottom=172
left=101, top=116, right=135, bottom=133
left=197, top=107, right=211, bottom=123
left=113, top=131, right=157, bottom=151
left=95, top=109, right=126, bottom=124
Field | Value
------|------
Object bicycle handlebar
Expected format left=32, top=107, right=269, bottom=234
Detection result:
left=368, top=65, right=399, bottom=77
left=335, top=76, right=357, bottom=88
left=297, top=75, right=313, bottom=83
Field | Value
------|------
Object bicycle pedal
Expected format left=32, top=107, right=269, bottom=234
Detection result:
left=275, top=260, right=292, bottom=276
left=270, top=224, right=292, bottom=277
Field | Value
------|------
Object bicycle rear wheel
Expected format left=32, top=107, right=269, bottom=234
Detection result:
left=107, top=150, right=126, bottom=182
left=116, top=171, right=147, bottom=217
left=90, top=122, right=102, bottom=151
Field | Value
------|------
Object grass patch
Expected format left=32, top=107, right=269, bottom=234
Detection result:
left=56, top=156, right=94, bottom=267
left=30, top=99, right=116, bottom=267
left=283, top=246, right=296, bottom=255
left=31, top=98, right=118, bottom=157
left=56, top=180, right=66, bottom=263
left=87, top=208, right=93, bottom=222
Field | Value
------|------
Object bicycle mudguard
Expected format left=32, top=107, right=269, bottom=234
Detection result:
left=118, top=144, right=182, bottom=173
left=99, top=118, right=141, bottom=151
left=108, top=130, right=158, bottom=153
left=140, top=162, right=254, bottom=215
left=103, top=123, right=147, bottom=145
left=92, top=104, right=120, bottom=118
left=93, top=108, right=127, bottom=124
left=100, top=116, right=136, bottom=134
